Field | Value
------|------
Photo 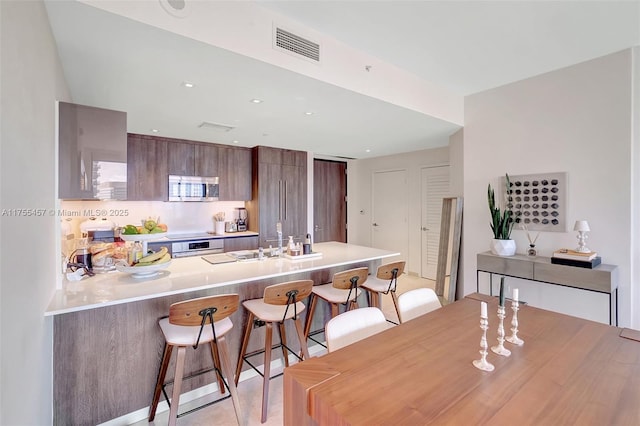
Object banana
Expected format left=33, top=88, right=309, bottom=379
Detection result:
left=135, top=252, right=171, bottom=267
left=137, top=247, right=168, bottom=264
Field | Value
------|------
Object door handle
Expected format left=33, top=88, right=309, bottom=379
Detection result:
left=422, top=227, right=429, bottom=231
left=278, top=181, right=282, bottom=221
left=372, top=223, right=379, bottom=227
left=314, top=224, right=322, bottom=232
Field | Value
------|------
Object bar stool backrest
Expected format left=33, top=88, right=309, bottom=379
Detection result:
left=264, top=280, right=313, bottom=305
left=376, top=261, right=405, bottom=293
left=332, top=267, right=368, bottom=290
left=169, top=294, right=239, bottom=326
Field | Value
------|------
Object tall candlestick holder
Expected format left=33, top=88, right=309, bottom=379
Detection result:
left=506, top=299, right=524, bottom=346
left=491, top=305, right=511, bottom=356
left=473, top=317, right=494, bottom=371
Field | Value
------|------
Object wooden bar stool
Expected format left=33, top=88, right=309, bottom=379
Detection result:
left=148, top=294, right=242, bottom=426
left=361, top=261, right=406, bottom=324
left=235, top=280, right=313, bottom=423
left=303, top=267, right=369, bottom=344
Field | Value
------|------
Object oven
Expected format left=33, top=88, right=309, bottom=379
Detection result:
left=148, top=235, right=224, bottom=258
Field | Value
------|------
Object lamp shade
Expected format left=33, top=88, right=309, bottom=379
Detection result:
left=573, top=220, right=590, bottom=232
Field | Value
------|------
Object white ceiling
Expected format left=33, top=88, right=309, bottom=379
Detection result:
left=258, top=1, right=640, bottom=96
left=44, top=0, right=639, bottom=159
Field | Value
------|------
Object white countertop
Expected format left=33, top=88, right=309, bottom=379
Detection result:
left=45, top=242, right=398, bottom=316
left=157, top=230, right=259, bottom=240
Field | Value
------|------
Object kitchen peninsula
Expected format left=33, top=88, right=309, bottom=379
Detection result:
left=47, top=242, right=398, bottom=425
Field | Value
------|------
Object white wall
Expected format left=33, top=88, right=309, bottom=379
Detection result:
left=0, top=0, right=71, bottom=423
left=59, top=200, right=245, bottom=237
left=348, top=147, right=449, bottom=275
left=632, top=47, right=640, bottom=330
left=463, top=50, right=634, bottom=326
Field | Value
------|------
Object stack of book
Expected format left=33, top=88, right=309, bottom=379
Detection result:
left=551, top=249, right=601, bottom=268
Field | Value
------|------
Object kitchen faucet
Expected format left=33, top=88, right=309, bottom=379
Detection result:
left=276, top=222, right=283, bottom=257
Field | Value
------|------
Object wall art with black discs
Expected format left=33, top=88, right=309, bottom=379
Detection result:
left=503, top=172, right=567, bottom=232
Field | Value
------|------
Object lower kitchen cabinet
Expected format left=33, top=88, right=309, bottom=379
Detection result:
left=224, top=235, right=259, bottom=252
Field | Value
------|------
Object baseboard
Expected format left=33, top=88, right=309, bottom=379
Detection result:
left=98, top=342, right=327, bottom=425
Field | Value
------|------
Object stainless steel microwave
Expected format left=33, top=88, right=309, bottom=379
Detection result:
left=168, top=175, right=219, bottom=201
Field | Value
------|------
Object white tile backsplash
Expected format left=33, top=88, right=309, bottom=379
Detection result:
left=60, top=200, right=245, bottom=237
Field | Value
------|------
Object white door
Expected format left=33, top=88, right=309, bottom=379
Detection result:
left=421, top=166, right=450, bottom=279
left=372, top=170, right=408, bottom=262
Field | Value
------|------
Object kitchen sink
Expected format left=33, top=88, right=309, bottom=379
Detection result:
left=228, top=249, right=279, bottom=261
left=202, top=249, right=281, bottom=265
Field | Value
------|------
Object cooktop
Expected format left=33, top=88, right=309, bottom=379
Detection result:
left=165, top=232, right=213, bottom=240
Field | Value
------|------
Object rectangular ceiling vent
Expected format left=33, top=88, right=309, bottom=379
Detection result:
left=274, top=26, right=320, bottom=63
left=198, top=121, right=235, bottom=132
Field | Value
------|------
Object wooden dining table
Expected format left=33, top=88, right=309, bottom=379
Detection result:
left=283, top=293, right=640, bottom=425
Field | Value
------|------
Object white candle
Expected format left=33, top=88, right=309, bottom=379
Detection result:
left=481, top=301, right=488, bottom=318
left=513, top=289, right=519, bottom=302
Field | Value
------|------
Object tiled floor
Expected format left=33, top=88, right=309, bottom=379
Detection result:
left=134, top=274, right=434, bottom=426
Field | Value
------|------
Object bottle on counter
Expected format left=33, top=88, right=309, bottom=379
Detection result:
left=303, top=233, right=312, bottom=255
left=128, top=241, right=143, bottom=266
left=287, top=236, right=295, bottom=255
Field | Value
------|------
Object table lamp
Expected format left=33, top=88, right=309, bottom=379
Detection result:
left=574, top=220, right=591, bottom=253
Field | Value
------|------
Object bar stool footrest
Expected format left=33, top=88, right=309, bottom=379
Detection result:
left=242, top=341, right=303, bottom=379
left=161, top=365, right=231, bottom=418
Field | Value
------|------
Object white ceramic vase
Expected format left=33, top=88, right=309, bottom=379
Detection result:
left=214, top=221, right=225, bottom=235
left=490, top=239, right=516, bottom=256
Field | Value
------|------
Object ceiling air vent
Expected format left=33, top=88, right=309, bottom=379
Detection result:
left=198, top=121, right=235, bottom=132
left=274, top=26, right=320, bottom=63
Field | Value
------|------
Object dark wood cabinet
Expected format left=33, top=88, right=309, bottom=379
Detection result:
left=223, top=235, right=259, bottom=252
left=127, top=134, right=168, bottom=201
left=247, top=146, right=307, bottom=247
left=195, top=144, right=220, bottom=178
left=167, top=141, right=195, bottom=176
left=126, top=133, right=251, bottom=201
left=219, top=146, right=252, bottom=201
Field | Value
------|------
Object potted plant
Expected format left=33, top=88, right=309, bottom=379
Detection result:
left=488, top=174, right=516, bottom=256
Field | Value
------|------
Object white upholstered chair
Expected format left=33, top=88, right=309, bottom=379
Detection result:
left=325, top=307, right=394, bottom=353
left=397, top=288, right=442, bottom=323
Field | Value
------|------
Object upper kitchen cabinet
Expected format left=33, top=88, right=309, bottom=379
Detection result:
left=167, top=141, right=195, bottom=176
left=194, top=144, right=220, bottom=178
left=127, top=134, right=168, bottom=201
left=219, top=146, right=252, bottom=201
left=167, top=139, right=218, bottom=177
left=127, top=133, right=250, bottom=201
left=58, top=101, right=127, bottom=200
left=246, top=146, right=307, bottom=247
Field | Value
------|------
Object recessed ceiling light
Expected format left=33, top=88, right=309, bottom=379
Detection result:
left=232, top=140, right=239, bottom=144
left=305, top=112, right=314, bottom=116
left=365, top=149, right=371, bottom=153
left=251, top=99, right=263, bottom=104
left=151, top=129, right=159, bottom=133
left=182, top=81, right=194, bottom=88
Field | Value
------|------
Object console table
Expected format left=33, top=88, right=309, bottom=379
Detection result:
left=476, top=251, right=618, bottom=325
